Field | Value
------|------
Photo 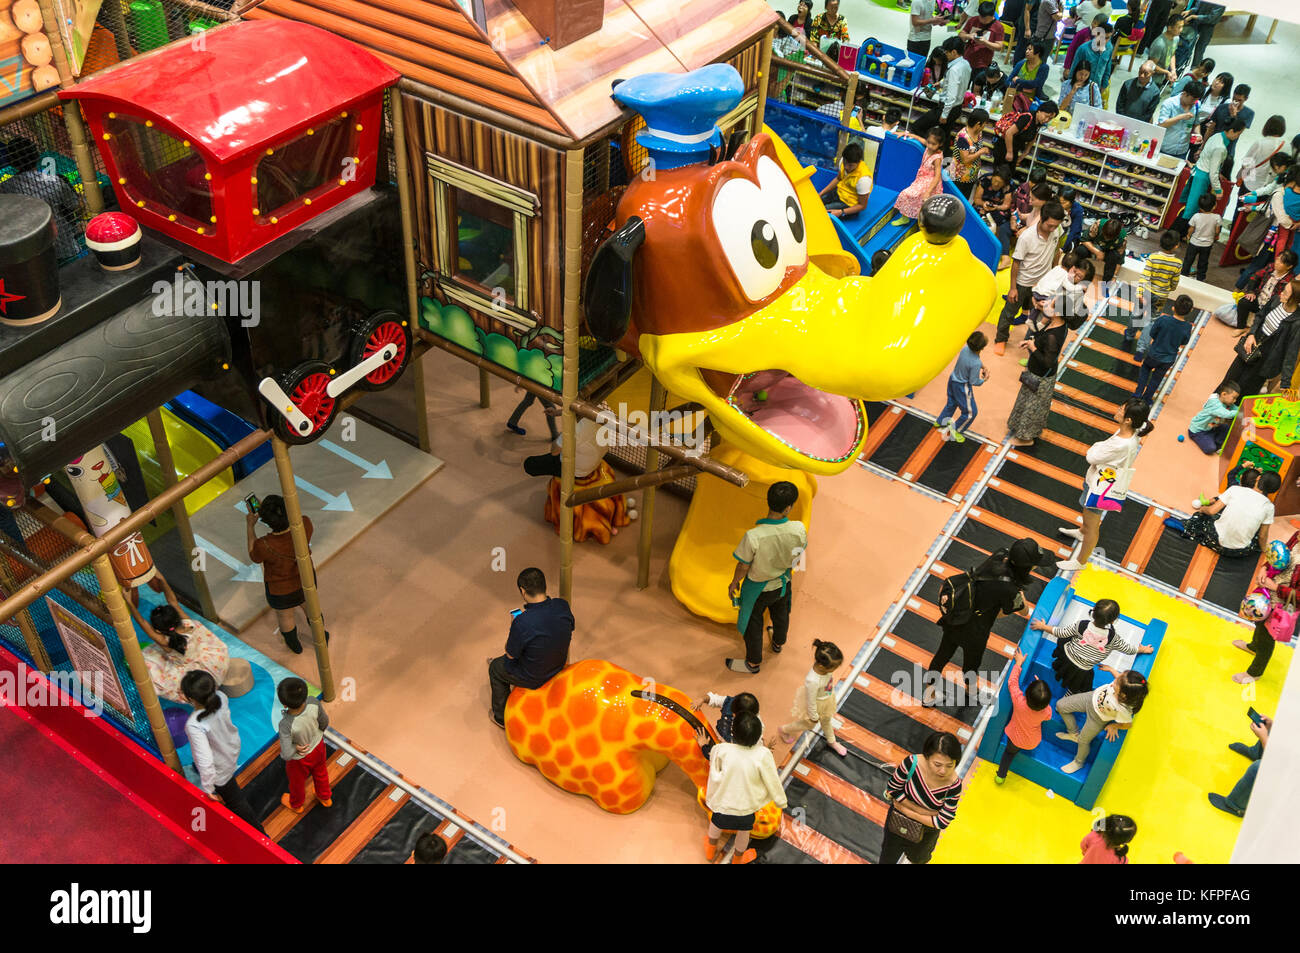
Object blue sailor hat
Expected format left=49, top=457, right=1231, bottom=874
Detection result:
left=612, top=64, right=745, bottom=171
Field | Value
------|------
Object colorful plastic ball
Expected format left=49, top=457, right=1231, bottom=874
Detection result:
left=1266, top=539, right=1292, bottom=572
left=1241, top=591, right=1272, bottom=622
left=1177, top=434, right=1185, bottom=442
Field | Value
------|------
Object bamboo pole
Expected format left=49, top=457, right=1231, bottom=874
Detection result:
left=391, top=89, right=431, bottom=453
left=479, top=368, right=491, bottom=409
left=416, top=330, right=750, bottom=487
left=146, top=410, right=217, bottom=621
left=636, top=374, right=666, bottom=590
left=87, top=552, right=182, bottom=770
left=558, top=147, right=584, bottom=601
left=36, top=0, right=101, bottom=212
left=269, top=437, right=335, bottom=701
left=755, top=27, right=775, bottom=130
left=0, top=90, right=59, bottom=127
left=0, top=430, right=271, bottom=625
left=0, top=555, right=51, bottom=672
left=569, top=464, right=693, bottom=507
left=837, top=71, right=859, bottom=160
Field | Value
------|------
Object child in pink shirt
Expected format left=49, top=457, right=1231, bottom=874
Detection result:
left=995, top=650, right=1052, bottom=783
left=1080, top=814, right=1137, bottom=863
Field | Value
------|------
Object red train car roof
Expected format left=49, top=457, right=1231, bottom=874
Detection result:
left=61, top=20, right=400, bottom=163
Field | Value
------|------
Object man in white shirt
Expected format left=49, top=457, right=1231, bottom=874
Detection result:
left=1172, top=470, right=1279, bottom=556
left=908, top=0, right=949, bottom=58
left=994, top=201, right=1065, bottom=353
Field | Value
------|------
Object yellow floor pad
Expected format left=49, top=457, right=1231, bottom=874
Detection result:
left=935, top=565, right=1291, bottom=864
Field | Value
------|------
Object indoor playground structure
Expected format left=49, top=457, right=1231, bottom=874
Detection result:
left=978, top=576, right=1166, bottom=811
left=1220, top=394, right=1300, bottom=516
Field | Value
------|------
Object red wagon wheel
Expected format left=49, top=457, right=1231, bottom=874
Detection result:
left=348, top=310, right=411, bottom=391
left=274, top=361, right=338, bottom=444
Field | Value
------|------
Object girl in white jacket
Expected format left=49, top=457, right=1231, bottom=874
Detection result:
left=700, top=711, right=788, bottom=865
left=1058, top=398, right=1153, bottom=571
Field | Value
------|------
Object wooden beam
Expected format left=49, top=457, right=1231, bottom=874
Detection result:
left=568, top=464, right=694, bottom=507
left=636, top=374, right=666, bottom=591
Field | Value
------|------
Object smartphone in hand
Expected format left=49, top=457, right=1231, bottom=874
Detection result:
left=1247, top=707, right=1263, bottom=726
left=510, top=608, right=524, bottom=619
left=244, top=493, right=260, bottom=513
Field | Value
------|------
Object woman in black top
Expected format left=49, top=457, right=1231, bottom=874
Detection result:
left=788, top=0, right=813, bottom=34
left=1007, top=307, right=1069, bottom=446
left=1222, top=278, right=1300, bottom=397
left=922, top=538, right=1041, bottom=708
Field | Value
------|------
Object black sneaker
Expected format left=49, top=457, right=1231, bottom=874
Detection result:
left=490, top=712, right=505, bottom=729
left=280, top=627, right=303, bottom=655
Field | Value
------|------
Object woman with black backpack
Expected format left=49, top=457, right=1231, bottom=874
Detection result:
left=922, top=538, right=1042, bottom=707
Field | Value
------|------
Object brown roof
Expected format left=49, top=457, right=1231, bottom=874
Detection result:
left=245, top=0, right=777, bottom=142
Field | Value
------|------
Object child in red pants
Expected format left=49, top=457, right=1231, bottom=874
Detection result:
left=277, top=676, right=332, bottom=813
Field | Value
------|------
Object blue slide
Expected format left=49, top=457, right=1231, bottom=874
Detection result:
left=976, top=576, right=1166, bottom=811
left=766, top=101, right=999, bottom=275
left=165, top=390, right=272, bottom=481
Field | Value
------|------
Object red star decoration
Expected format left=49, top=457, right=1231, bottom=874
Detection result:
left=0, top=278, right=25, bottom=315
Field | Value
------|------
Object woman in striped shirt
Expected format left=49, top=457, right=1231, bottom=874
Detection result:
left=881, top=731, right=964, bottom=864
left=1225, top=278, right=1300, bottom=396
left=1030, top=598, right=1153, bottom=695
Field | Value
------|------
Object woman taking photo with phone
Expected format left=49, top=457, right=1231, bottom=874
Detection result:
left=247, top=494, right=326, bottom=654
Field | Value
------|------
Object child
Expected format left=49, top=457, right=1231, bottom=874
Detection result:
left=779, top=640, right=846, bottom=755
left=974, top=165, right=1014, bottom=265
left=935, top=331, right=989, bottom=442
left=1080, top=217, right=1128, bottom=284
left=1029, top=253, right=1094, bottom=339
left=1055, top=669, right=1149, bottom=774
left=1060, top=187, right=1085, bottom=251
left=699, top=711, right=788, bottom=864
left=818, top=141, right=872, bottom=218
left=1129, top=229, right=1184, bottom=353
left=180, top=670, right=265, bottom=834
left=892, top=126, right=946, bottom=223
left=1134, top=294, right=1194, bottom=403
left=1081, top=813, right=1137, bottom=864
left=994, top=649, right=1053, bottom=784
left=277, top=676, right=333, bottom=813
left=412, top=831, right=448, bottom=864
left=876, top=106, right=925, bottom=143
left=695, top=690, right=768, bottom=745
left=1182, top=192, right=1220, bottom=280
left=971, top=62, right=1007, bottom=103
left=1031, top=599, right=1154, bottom=696
left=1187, top=381, right=1241, bottom=454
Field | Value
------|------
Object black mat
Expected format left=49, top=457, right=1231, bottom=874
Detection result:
left=1203, top=552, right=1261, bottom=611
left=837, top=688, right=936, bottom=754
left=865, top=402, right=889, bottom=427
left=755, top=834, right=821, bottom=864
left=1017, top=439, right=1088, bottom=475
left=1144, top=525, right=1200, bottom=588
left=1088, top=323, right=1130, bottom=350
left=1073, top=340, right=1141, bottom=380
left=1045, top=408, right=1112, bottom=446
left=1095, top=499, right=1150, bottom=563
left=973, top=487, right=1063, bottom=536
left=276, top=765, right=389, bottom=863
left=1058, top=368, right=1135, bottom=406
left=955, top=517, right=1033, bottom=556
left=808, top=739, right=891, bottom=800
left=890, top=609, right=946, bottom=655
left=348, top=799, right=444, bottom=865
left=784, top=780, right=884, bottom=863
left=917, top=439, right=982, bottom=494
left=869, top=411, right=932, bottom=474
left=996, top=460, right=1081, bottom=508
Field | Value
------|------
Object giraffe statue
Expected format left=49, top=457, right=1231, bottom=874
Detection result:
left=504, top=659, right=781, bottom=838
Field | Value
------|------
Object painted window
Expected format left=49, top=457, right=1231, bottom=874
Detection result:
left=256, top=115, right=355, bottom=220
left=451, top=188, right=516, bottom=301
left=102, top=115, right=214, bottom=232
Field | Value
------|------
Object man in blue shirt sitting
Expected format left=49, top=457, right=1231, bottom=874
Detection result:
left=488, top=567, right=575, bottom=727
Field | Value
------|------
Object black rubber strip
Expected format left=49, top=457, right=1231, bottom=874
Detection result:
left=974, top=487, right=1063, bottom=536
left=891, top=609, right=946, bottom=655
left=784, top=779, right=884, bottom=863
left=838, top=687, right=937, bottom=754
left=1017, top=438, right=1088, bottom=474
left=1095, top=498, right=1149, bottom=562
left=865, top=401, right=889, bottom=427
left=1089, top=323, right=1129, bottom=349
left=917, top=438, right=981, bottom=494
left=956, top=518, right=1023, bottom=554
left=243, top=741, right=339, bottom=823
left=869, top=411, right=932, bottom=474
left=807, top=738, right=891, bottom=799
left=277, top=764, right=390, bottom=863
left=1073, top=341, right=1140, bottom=380
left=755, top=834, right=821, bottom=865
left=996, top=460, right=1082, bottom=508
left=1144, top=525, right=1200, bottom=588
left=865, top=648, right=983, bottom=724
left=940, top=538, right=996, bottom=570
left=1046, top=409, right=1111, bottom=445
left=1053, top=390, right=1119, bottom=427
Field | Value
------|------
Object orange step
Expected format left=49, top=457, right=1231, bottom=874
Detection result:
left=1054, top=381, right=1120, bottom=417
left=263, top=749, right=358, bottom=842
left=830, top=715, right=912, bottom=766
left=1064, top=358, right=1135, bottom=392
left=1078, top=336, right=1141, bottom=367
left=899, top=427, right=947, bottom=484
left=1004, top=448, right=1084, bottom=490
left=1051, top=397, right=1118, bottom=433
left=1180, top=546, right=1219, bottom=599
left=1120, top=504, right=1170, bottom=574
left=952, top=442, right=997, bottom=503
left=777, top=814, right=869, bottom=864
left=853, top=674, right=974, bottom=738
left=1039, top=428, right=1092, bottom=457
left=985, top=476, right=1084, bottom=525
left=965, top=506, right=1076, bottom=559
left=789, top=760, right=889, bottom=826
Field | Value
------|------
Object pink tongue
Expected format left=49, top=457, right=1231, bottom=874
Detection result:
left=735, top=373, right=859, bottom=461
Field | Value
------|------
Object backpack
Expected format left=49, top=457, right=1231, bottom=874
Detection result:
left=994, top=110, right=1027, bottom=139
left=938, top=569, right=977, bottom=626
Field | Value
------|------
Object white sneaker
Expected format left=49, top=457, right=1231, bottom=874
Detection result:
left=1061, top=761, right=1083, bottom=774
left=1056, top=559, right=1085, bottom=572
left=1059, top=527, right=1083, bottom=541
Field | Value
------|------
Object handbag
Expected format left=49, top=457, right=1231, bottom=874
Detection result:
left=1085, top=442, right=1137, bottom=512
left=1019, top=370, right=1041, bottom=392
left=884, top=757, right=926, bottom=843
left=1235, top=335, right=1264, bottom=364
left=1266, top=591, right=1298, bottom=642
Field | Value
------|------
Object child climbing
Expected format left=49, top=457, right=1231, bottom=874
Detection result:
left=779, top=640, right=847, bottom=756
left=1187, top=381, right=1240, bottom=454
left=1055, top=670, right=1150, bottom=774
left=699, top=712, right=788, bottom=864
left=694, top=690, right=771, bottom=746
left=1031, top=598, right=1154, bottom=695
left=994, top=649, right=1053, bottom=784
